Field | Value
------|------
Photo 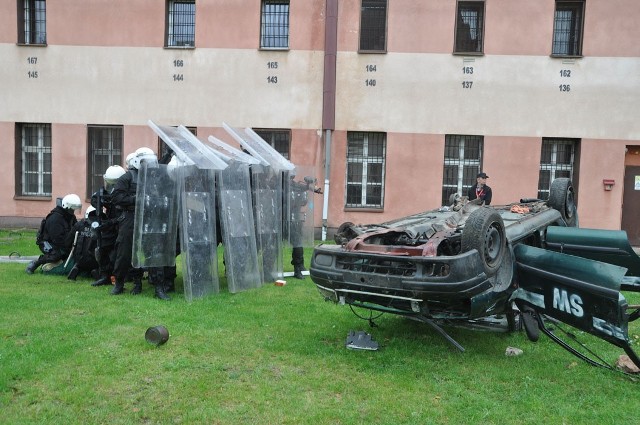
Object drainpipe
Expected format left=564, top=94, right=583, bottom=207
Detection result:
left=322, top=0, right=338, bottom=241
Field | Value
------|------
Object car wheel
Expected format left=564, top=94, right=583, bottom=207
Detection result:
left=548, top=178, right=577, bottom=227
left=461, top=207, right=506, bottom=277
left=334, top=221, right=356, bottom=245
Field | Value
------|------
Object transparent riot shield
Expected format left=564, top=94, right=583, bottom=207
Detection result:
left=178, top=164, right=220, bottom=301
left=206, top=136, right=261, bottom=292
left=284, top=165, right=317, bottom=249
left=132, top=162, right=178, bottom=268
left=223, top=124, right=287, bottom=282
left=223, top=123, right=295, bottom=174
left=148, top=121, right=227, bottom=300
left=251, top=164, right=283, bottom=282
left=148, top=121, right=226, bottom=170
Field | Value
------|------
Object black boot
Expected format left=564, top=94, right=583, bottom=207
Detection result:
left=154, top=283, right=171, bottom=300
left=67, top=266, right=80, bottom=281
left=110, top=279, right=125, bottom=295
left=294, top=266, right=304, bottom=280
left=130, top=278, right=142, bottom=295
left=91, top=275, right=111, bottom=287
left=25, top=260, right=38, bottom=274
left=165, top=279, right=175, bottom=293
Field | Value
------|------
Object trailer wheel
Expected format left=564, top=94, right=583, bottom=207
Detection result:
left=462, top=207, right=506, bottom=276
left=548, top=178, right=577, bottom=227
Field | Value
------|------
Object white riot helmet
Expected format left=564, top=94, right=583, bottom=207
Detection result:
left=104, top=164, right=126, bottom=191
left=61, top=194, right=82, bottom=211
left=129, top=147, right=158, bottom=170
left=125, top=152, right=136, bottom=169
left=84, top=206, right=96, bottom=219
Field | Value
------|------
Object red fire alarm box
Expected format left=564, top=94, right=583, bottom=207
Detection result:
left=603, top=179, right=615, bottom=191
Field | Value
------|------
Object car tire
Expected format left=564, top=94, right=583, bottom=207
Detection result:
left=461, top=207, right=507, bottom=277
left=548, top=178, right=577, bottom=227
left=334, top=221, right=356, bottom=245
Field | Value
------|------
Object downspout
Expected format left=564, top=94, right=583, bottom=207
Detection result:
left=322, top=0, right=338, bottom=241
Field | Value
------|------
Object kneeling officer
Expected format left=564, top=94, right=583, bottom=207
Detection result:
left=26, top=194, right=82, bottom=274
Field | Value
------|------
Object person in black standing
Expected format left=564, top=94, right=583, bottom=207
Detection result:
left=110, top=148, right=159, bottom=297
left=89, top=165, right=127, bottom=287
left=467, top=172, right=492, bottom=205
left=26, top=194, right=82, bottom=274
left=287, top=175, right=322, bottom=279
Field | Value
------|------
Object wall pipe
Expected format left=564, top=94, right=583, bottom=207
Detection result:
left=321, top=0, right=338, bottom=241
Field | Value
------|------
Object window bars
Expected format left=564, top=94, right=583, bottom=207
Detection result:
left=359, top=0, right=387, bottom=52
left=552, top=1, right=584, bottom=56
left=346, top=132, right=386, bottom=208
left=167, top=0, right=195, bottom=47
left=538, top=138, right=576, bottom=200
left=19, top=123, right=51, bottom=196
left=19, top=0, right=46, bottom=45
left=87, top=126, right=123, bottom=198
left=442, top=135, right=483, bottom=206
left=260, top=0, right=290, bottom=49
left=455, top=1, right=484, bottom=53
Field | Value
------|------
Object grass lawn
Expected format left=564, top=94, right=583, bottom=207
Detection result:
left=1, top=229, right=638, bottom=424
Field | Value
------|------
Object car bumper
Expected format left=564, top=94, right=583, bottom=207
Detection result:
left=310, top=244, right=496, bottom=317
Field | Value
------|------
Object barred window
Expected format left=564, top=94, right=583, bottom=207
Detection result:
left=253, top=129, right=290, bottom=160
left=87, top=126, right=123, bottom=198
left=16, top=123, right=51, bottom=197
left=538, top=138, right=578, bottom=200
left=454, top=1, right=484, bottom=54
left=166, top=0, right=195, bottom=47
left=552, top=1, right=584, bottom=56
left=359, top=0, right=387, bottom=52
left=346, top=132, right=386, bottom=209
left=18, top=0, right=46, bottom=45
left=260, top=1, right=289, bottom=49
left=442, top=135, right=483, bottom=206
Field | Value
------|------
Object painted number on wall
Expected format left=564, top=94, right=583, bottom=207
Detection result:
left=27, top=56, right=38, bottom=78
left=173, top=59, right=185, bottom=82
left=365, top=64, right=377, bottom=87
left=461, top=65, right=474, bottom=88
left=559, top=69, right=571, bottom=92
left=267, top=61, right=279, bottom=83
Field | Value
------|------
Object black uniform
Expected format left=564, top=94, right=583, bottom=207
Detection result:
left=288, top=178, right=310, bottom=279
left=89, top=188, right=120, bottom=286
left=26, top=206, right=77, bottom=274
left=66, top=214, right=100, bottom=280
left=110, top=169, right=143, bottom=294
left=467, top=184, right=492, bottom=205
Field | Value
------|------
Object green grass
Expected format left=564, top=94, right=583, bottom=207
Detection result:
left=1, top=229, right=639, bottom=424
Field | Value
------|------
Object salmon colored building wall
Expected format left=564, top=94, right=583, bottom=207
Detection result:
left=1, top=0, right=639, bottom=235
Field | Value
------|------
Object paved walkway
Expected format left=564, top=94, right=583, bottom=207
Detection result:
left=0, top=254, right=38, bottom=263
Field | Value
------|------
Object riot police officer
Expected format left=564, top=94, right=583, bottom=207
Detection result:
left=26, top=194, right=82, bottom=274
left=110, top=148, right=157, bottom=296
left=89, top=165, right=126, bottom=287
left=66, top=206, right=100, bottom=280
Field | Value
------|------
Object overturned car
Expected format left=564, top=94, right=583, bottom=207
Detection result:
left=310, top=178, right=640, bottom=372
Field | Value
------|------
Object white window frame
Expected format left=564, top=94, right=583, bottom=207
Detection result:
left=21, top=123, right=51, bottom=196
left=345, top=132, right=386, bottom=209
